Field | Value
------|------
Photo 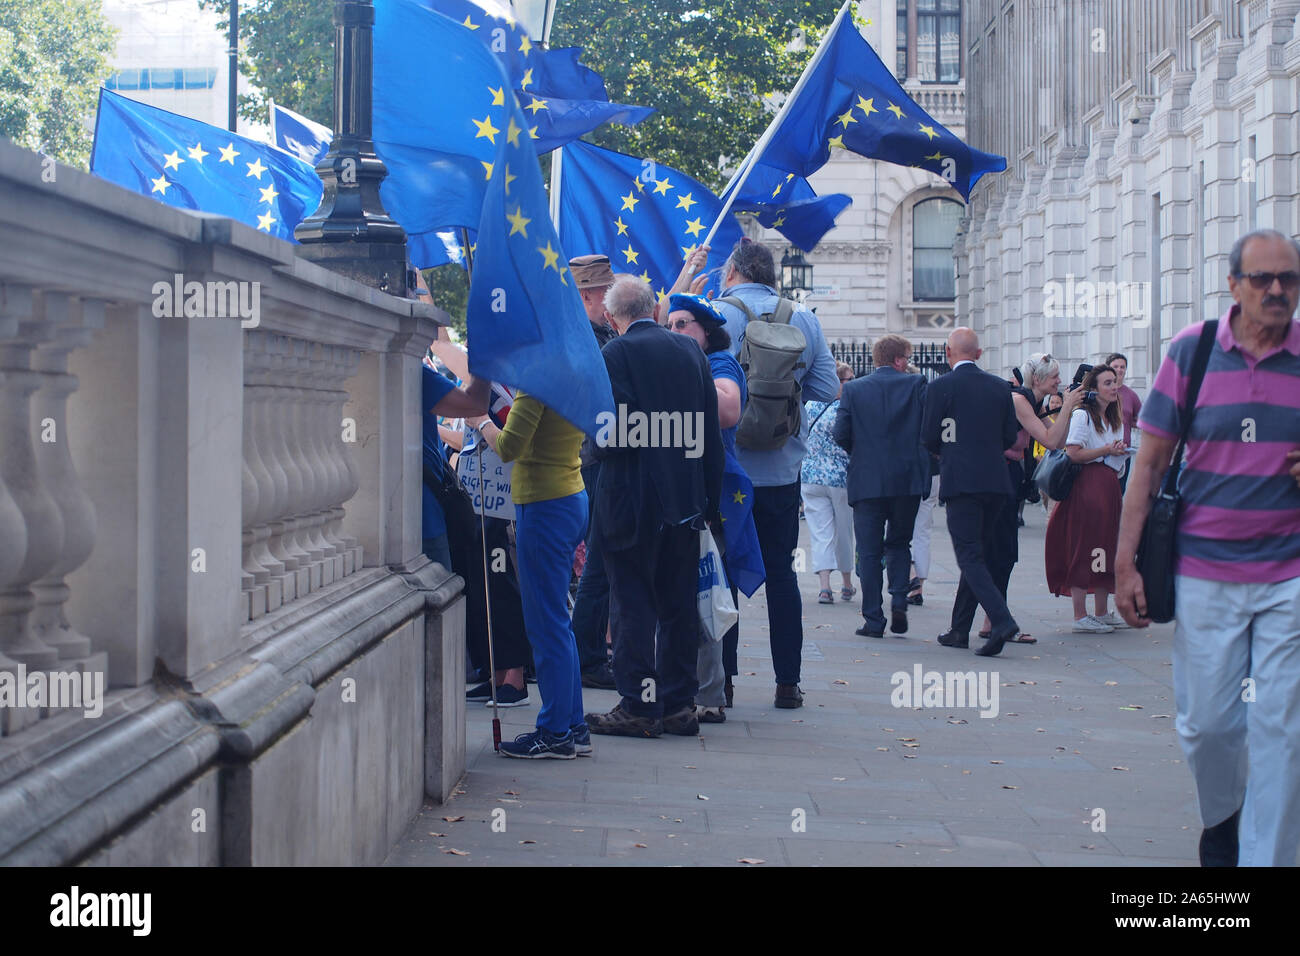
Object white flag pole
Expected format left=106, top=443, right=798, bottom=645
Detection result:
left=702, top=0, right=853, bottom=249
left=549, top=146, right=563, bottom=231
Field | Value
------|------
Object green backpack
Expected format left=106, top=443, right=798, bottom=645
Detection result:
left=718, top=296, right=807, bottom=451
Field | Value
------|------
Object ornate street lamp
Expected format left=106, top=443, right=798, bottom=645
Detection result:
left=295, top=0, right=408, bottom=295
left=512, top=0, right=557, bottom=45
left=780, top=248, right=814, bottom=301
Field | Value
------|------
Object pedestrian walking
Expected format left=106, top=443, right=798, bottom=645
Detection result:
left=802, top=362, right=857, bottom=606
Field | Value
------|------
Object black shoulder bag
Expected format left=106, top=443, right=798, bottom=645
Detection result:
left=1135, top=320, right=1218, bottom=623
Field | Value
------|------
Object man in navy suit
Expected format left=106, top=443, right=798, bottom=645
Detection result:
left=833, top=334, right=929, bottom=638
left=921, top=328, right=1023, bottom=657
left=585, top=276, right=724, bottom=738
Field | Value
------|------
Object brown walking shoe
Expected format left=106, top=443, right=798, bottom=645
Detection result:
left=662, top=705, right=700, bottom=736
left=585, top=702, right=662, bottom=738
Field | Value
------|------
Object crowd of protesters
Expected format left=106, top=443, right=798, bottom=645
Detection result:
left=420, top=229, right=1300, bottom=868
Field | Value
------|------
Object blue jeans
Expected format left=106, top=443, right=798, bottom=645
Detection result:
left=571, top=461, right=610, bottom=673
left=852, top=495, right=921, bottom=633
left=753, top=482, right=803, bottom=685
left=515, top=491, right=588, bottom=734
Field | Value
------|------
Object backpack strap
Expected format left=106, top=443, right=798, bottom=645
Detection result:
left=768, top=298, right=795, bottom=325
left=717, top=296, right=756, bottom=324
left=1159, top=319, right=1219, bottom=496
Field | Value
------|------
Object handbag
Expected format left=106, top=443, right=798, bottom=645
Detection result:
left=697, top=527, right=738, bottom=643
left=1136, top=320, right=1218, bottom=623
left=1034, top=448, right=1081, bottom=501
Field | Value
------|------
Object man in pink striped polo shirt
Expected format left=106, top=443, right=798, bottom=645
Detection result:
left=1116, top=229, right=1300, bottom=867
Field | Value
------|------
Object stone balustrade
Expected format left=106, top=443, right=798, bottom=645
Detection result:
left=0, top=138, right=466, bottom=865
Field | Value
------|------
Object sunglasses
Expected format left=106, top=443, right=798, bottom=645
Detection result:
left=1235, top=271, right=1300, bottom=291
left=668, top=317, right=697, bottom=330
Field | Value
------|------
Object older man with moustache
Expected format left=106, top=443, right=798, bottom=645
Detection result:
left=921, top=327, right=1023, bottom=658
left=1117, top=229, right=1300, bottom=867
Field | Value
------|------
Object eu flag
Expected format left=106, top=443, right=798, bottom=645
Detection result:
left=559, top=141, right=850, bottom=295
left=90, top=89, right=322, bottom=243
left=423, top=0, right=653, bottom=152
left=749, top=12, right=1005, bottom=201
left=270, top=102, right=332, bottom=165
left=404, top=2, right=615, bottom=437
left=720, top=455, right=765, bottom=598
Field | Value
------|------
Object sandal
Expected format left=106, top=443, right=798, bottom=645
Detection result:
left=907, top=577, right=924, bottom=606
left=841, top=586, right=856, bottom=601
left=818, top=589, right=834, bottom=604
left=979, top=630, right=1037, bottom=644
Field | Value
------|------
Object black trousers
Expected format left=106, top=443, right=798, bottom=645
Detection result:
left=944, top=491, right=1018, bottom=638
left=604, top=522, right=700, bottom=718
left=951, top=461, right=1022, bottom=634
left=457, top=516, right=531, bottom=673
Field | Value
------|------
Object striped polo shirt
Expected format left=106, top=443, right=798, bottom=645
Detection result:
left=1139, top=307, right=1300, bottom=583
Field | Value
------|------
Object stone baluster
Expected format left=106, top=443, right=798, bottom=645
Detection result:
left=331, top=346, right=363, bottom=575
left=297, top=339, right=336, bottom=587
left=264, top=334, right=313, bottom=599
left=311, top=343, right=346, bottom=582
left=0, top=286, right=34, bottom=736
left=0, top=283, right=65, bottom=733
left=247, top=332, right=296, bottom=607
left=27, top=294, right=108, bottom=684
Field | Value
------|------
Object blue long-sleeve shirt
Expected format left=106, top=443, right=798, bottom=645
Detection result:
left=714, top=283, right=840, bottom=487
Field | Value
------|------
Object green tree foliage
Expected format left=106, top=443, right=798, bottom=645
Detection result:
left=428, top=264, right=469, bottom=339
left=550, top=0, right=839, bottom=191
left=199, top=0, right=333, bottom=126
left=0, top=0, right=116, bottom=168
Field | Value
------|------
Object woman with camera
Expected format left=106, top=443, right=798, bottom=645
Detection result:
left=1044, top=364, right=1129, bottom=633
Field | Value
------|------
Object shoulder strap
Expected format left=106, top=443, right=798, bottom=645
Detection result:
left=1160, top=320, right=1218, bottom=496
left=717, top=296, right=756, bottom=324
left=808, top=400, right=834, bottom=431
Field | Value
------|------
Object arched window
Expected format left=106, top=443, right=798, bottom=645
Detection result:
left=913, top=198, right=961, bottom=300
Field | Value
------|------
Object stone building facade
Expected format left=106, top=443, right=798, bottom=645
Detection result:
left=956, top=0, right=1300, bottom=389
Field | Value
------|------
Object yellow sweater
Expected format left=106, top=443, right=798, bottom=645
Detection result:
left=494, top=391, right=585, bottom=505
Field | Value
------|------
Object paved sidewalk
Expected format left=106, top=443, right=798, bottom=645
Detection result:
left=386, top=503, right=1200, bottom=866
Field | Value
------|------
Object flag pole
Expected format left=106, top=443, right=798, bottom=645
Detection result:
left=702, top=0, right=853, bottom=248
left=459, top=226, right=500, bottom=751
left=548, top=146, right=563, bottom=231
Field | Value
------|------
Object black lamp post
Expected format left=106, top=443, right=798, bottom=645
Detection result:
left=295, top=0, right=408, bottom=295
left=780, top=248, right=814, bottom=301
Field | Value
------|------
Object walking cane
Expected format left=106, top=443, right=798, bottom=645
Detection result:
left=460, top=228, right=502, bottom=752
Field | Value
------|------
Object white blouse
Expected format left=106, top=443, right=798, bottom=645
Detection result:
left=1065, top=408, right=1126, bottom=473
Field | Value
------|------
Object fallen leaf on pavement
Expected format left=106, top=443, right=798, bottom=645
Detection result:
left=519, top=840, right=536, bottom=845
left=833, top=777, right=846, bottom=781
left=833, top=679, right=849, bottom=685
left=633, top=843, right=647, bottom=848
left=738, top=858, right=766, bottom=865
left=1002, top=785, right=1018, bottom=789
left=428, top=832, right=446, bottom=837
left=442, top=816, right=464, bottom=823
left=1112, top=766, right=1130, bottom=772
left=697, top=794, right=710, bottom=800
left=990, top=760, right=1004, bottom=764
left=902, top=743, right=919, bottom=748
left=504, top=790, right=518, bottom=795
left=444, top=848, right=469, bottom=856
left=1152, top=714, right=1172, bottom=719
left=876, top=747, right=890, bottom=751
left=897, top=737, right=917, bottom=742
left=1104, top=681, right=1118, bottom=686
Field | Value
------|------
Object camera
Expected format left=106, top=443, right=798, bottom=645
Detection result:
left=1066, top=362, right=1093, bottom=392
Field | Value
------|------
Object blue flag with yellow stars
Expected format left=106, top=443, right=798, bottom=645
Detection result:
left=720, top=456, right=765, bottom=598
left=397, top=1, right=614, bottom=437
left=559, top=141, right=850, bottom=296
left=269, top=100, right=469, bottom=271
left=748, top=14, right=1005, bottom=201
left=90, top=89, right=322, bottom=242
left=423, top=0, right=653, bottom=153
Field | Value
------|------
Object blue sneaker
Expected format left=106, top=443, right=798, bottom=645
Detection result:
left=498, top=727, right=575, bottom=759
left=570, top=721, right=593, bottom=757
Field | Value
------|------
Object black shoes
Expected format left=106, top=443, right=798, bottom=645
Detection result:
left=855, top=623, right=884, bottom=638
left=662, top=705, right=700, bottom=736
left=890, top=608, right=908, bottom=635
left=580, top=661, right=617, bottom=690
left=1199, top=809, right=1241, bottom=867
left=974, top=626, right=1019, bottom=657
left=774, top=684, right=804, bottom=709
left=937, top=630, right=969, bottom=648
left=585, top=702, right=662, bottom=738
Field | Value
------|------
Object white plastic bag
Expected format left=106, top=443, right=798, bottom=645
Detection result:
left=698, top=528, right=738, bottom=643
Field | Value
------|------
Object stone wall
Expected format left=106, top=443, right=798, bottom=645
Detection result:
left=0, top=138, right=465, bottom=865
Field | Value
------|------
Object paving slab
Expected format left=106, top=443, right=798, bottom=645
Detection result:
left=386, top=506, right=1214, bottom=866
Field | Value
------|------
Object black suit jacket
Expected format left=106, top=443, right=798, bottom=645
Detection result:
left=832, top=366, right=928, bottom=504
left=594, top=320, right=724, bottom=551
left=920, top=362, right=1020, bottom=500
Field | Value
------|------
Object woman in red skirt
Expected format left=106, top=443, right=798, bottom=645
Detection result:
left=1045, top=365, right=1130, bottom=633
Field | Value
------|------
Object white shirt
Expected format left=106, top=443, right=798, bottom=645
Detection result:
left=1066, top=408, right=1125, bottom=473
